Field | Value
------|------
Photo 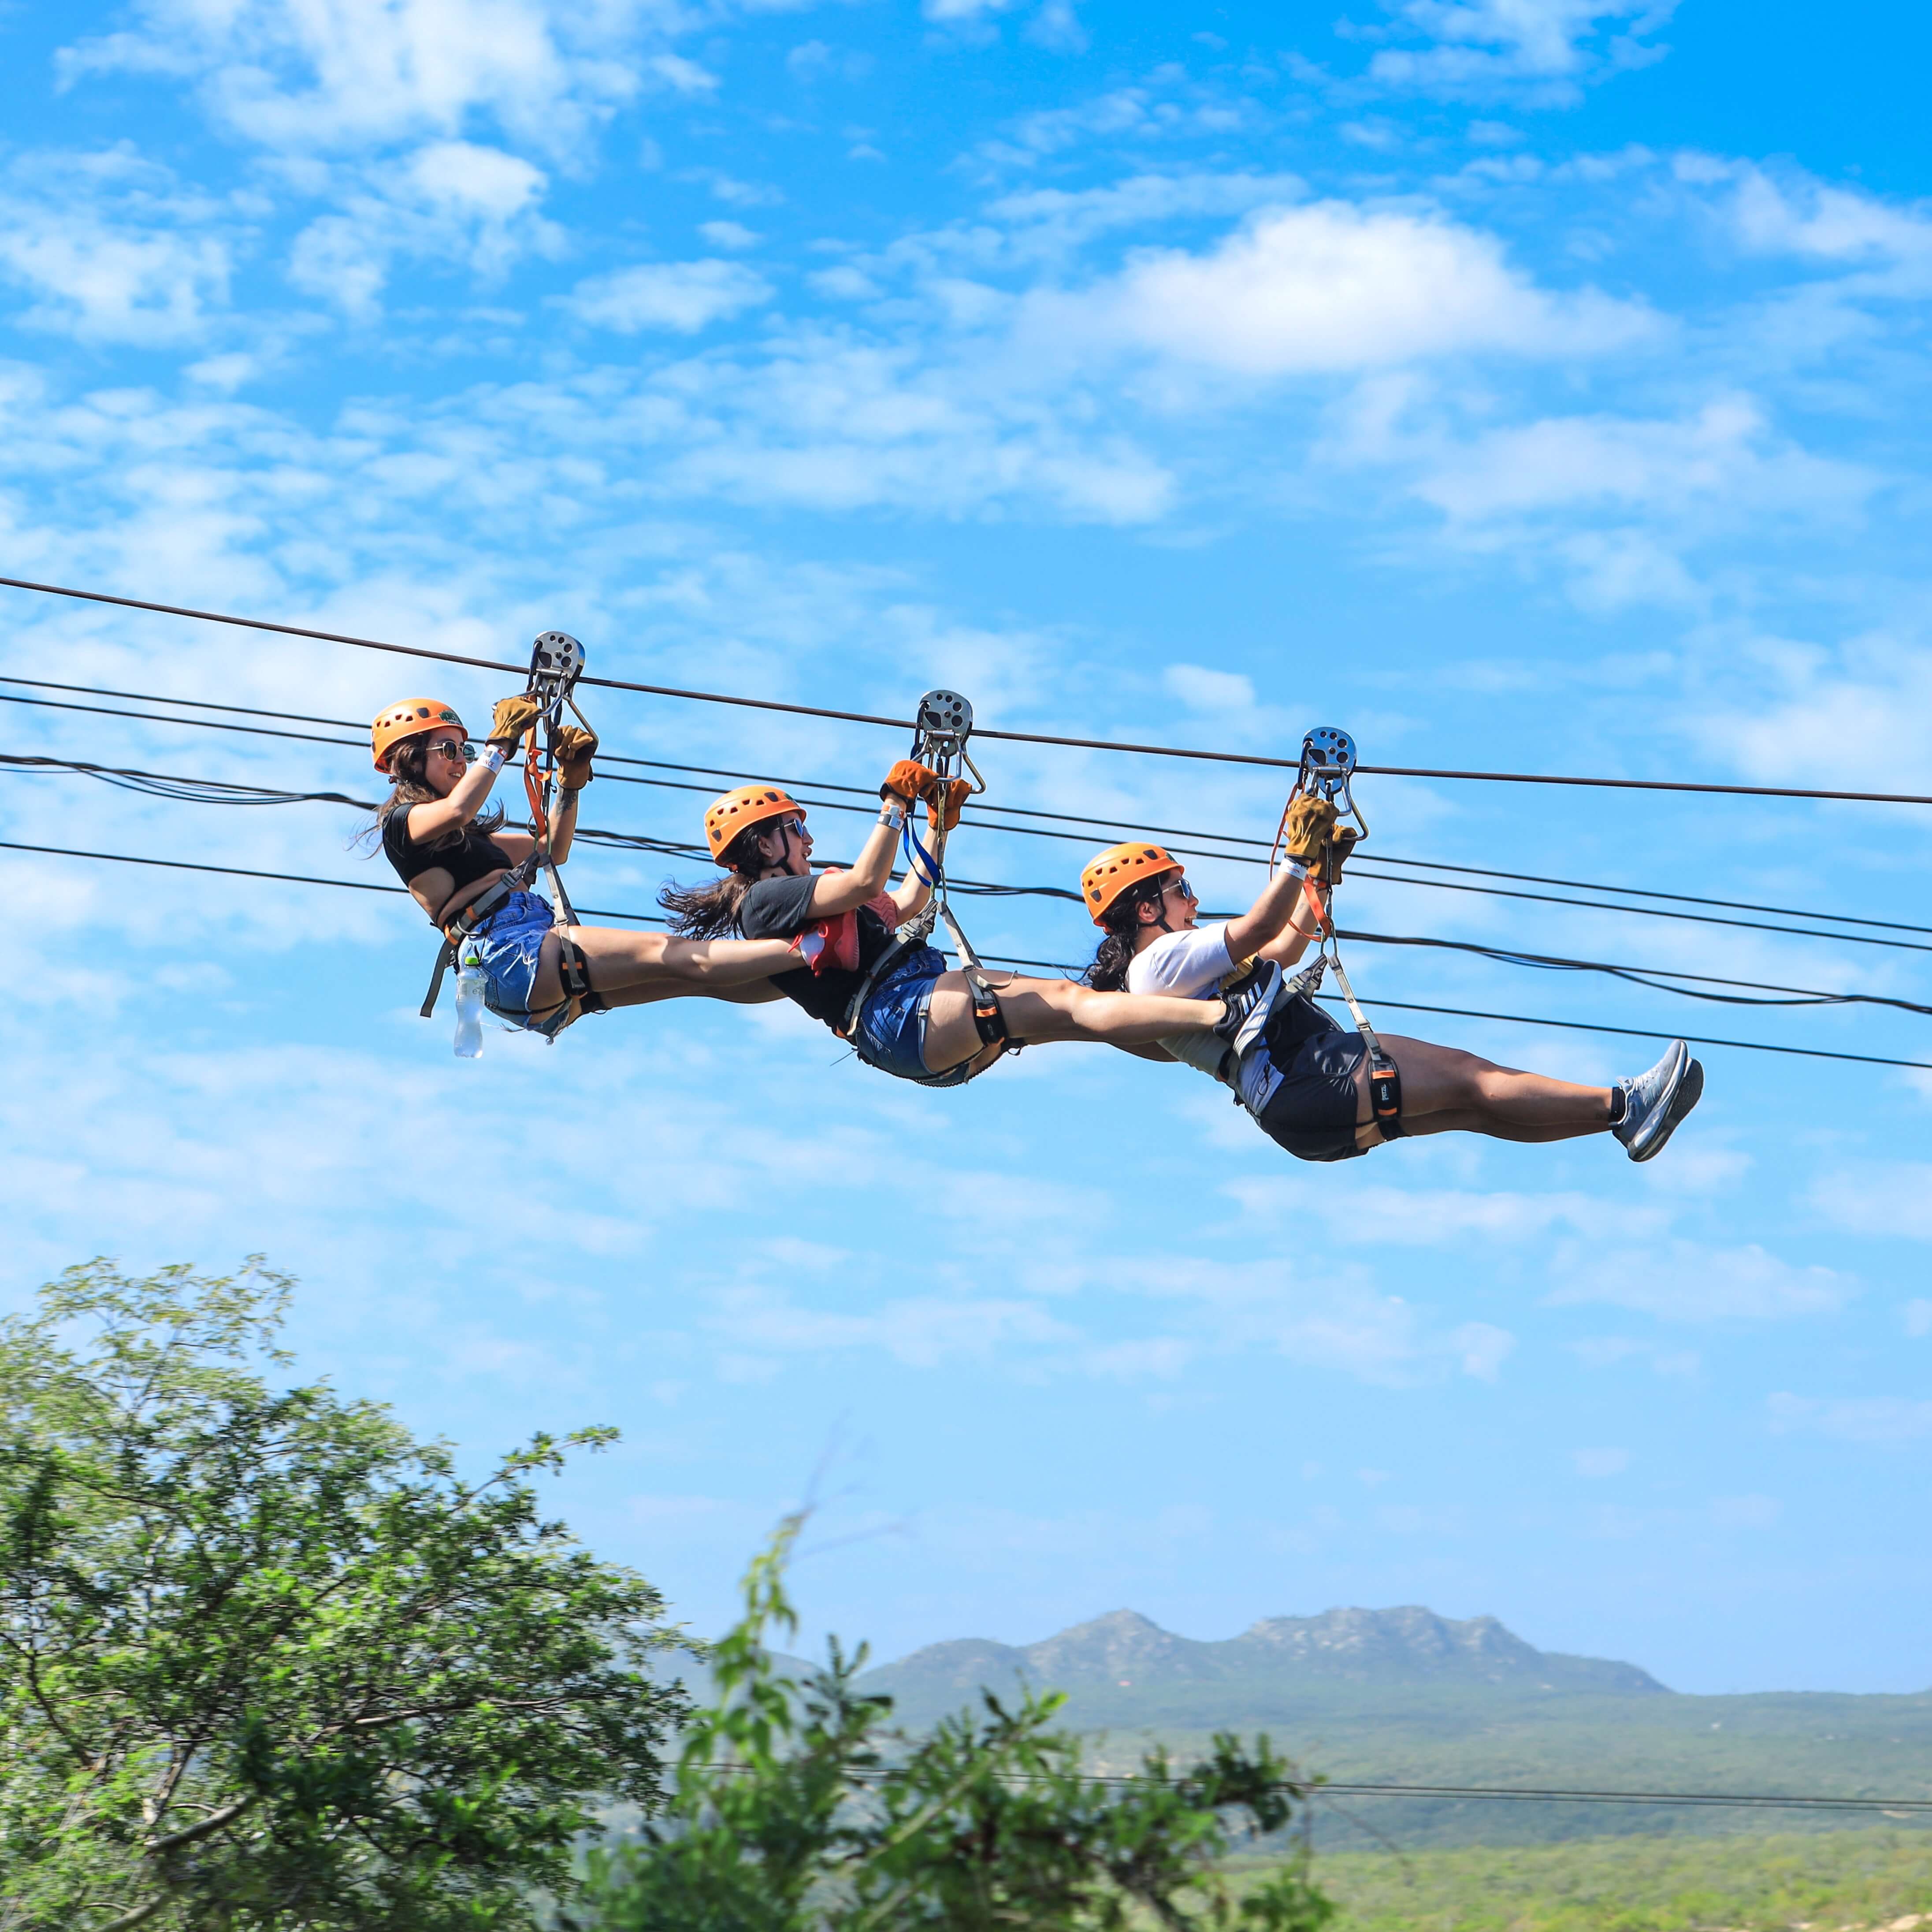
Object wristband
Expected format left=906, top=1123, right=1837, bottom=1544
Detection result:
left=879, top=802, right=906, bottom=830
left=1281, top=857, right=1307, bottom=879
left=480, top=745, right=506, bottom=774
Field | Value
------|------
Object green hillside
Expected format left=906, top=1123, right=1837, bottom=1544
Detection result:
left=855, top=1608, right=1932, bottom=1850
left=1298, top=1828, right=1932, bottom=1931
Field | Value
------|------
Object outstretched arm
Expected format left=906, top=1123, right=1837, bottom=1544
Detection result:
left=1230, top=797, right=1337, bottom=962
left=807, top=765, right=928, bottom=918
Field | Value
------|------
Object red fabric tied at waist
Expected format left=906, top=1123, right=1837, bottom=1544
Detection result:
left=791, top=879, right=903, bottom=976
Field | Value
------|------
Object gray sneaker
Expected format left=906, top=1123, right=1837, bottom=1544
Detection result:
left=1215, top=958, right=1285, bottom=1063
left=1612, top=1041, right=1690, bottom=1162
left=1646, top=1056, right=1705, bottom=1162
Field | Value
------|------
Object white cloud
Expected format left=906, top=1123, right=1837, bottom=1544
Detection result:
left=710, top=1285, right=1078, bottom=1369
left=1573, top=1445, right=1630, bottom=1477
left=1695, top=157, right=1932, bottom=288
left=698, top=221, right=761, bottom=252
left=1026, top=202, right=1653, bottom=377
left=1454, top=1320, right=1515, bottom=1381
left=1549, top=1242, right=1854, bottom=1322
left=646, top=52, right=718, bottom=96
left=1810, top=1164, right=1932, bottom=1242
left=1412, top=399, right=1843, bottom=520
left=1163, top=664, right=1256, bottom=713
left=1224, top=1174, right=1650, bottom=1247
left=60, top=0, right=656, bottom=157
left=286, top=142, right=561, bottom=317
left=1369, top=0, right=1675, bottom=101
left=569, top=260, right=774, bottom=334
left=1686, top=639, right=1932, bottom=800
left=984, top=171, right=1308, bottom=259
left=1907, top=1300, right=1932, bottom=1338
left=1768, top=1393, right=1932, bottom=1443
left=0, top=148, right=234, bottom=346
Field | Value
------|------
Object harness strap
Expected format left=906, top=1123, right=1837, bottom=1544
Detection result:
left=420, top=937, right=457, bottom=1019
left=554, top=927, right=606, bottom=1016
left=1299, top=872, right=1404, bottom=1140
left=421, top=875, right=518, bottom=1018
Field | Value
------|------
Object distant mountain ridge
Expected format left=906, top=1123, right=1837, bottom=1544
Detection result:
left=859, top=1605, right=1667, bottom=1709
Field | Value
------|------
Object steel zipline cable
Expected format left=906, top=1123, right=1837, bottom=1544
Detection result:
left=5, top=677, right=1931, bottom=958
left=8, top=748, right=1932, bottom=1018
left=7, top=572, right=1932, bottom=806
left=2, top=835, right=1927, bottom=1071
left=690, top=1757, right=1932, bottom=1815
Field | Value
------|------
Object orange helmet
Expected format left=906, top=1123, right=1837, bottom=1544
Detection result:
left=372, top=698, right=465, bottom=772
left=704, top=784, right=806, bottom=864
left=1081, top=842, right=1181, bottom=926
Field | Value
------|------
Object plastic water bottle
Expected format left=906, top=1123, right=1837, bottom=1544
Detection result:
left=453, top=948, right=485, bottom=1060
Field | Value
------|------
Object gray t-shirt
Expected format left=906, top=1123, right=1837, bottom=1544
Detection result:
left=1125, top=925, right=1236, bottom=1079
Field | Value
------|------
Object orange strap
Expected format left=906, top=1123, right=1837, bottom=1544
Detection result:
left=1300, top=872, right=1332, bottom=939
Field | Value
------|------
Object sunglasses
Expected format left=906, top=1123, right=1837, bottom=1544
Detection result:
left=1159, top=874, right=1198, bottom=902
left=425, top=739, right=478, bottom=764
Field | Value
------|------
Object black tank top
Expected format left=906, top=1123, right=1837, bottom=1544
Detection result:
left=381, top=806, right=514, bottom=916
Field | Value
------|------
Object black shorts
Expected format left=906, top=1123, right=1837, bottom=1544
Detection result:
left=1247, top=1005, right=1369, bottom=1163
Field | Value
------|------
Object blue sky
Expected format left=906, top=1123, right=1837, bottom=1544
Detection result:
left=3, top=0, right=1931, bottom=1699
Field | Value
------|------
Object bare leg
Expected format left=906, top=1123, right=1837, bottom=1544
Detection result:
left=529, top=927, right=795, bottom=1013
left=1356, top=1034, right=1614, bottom=1149
left=922, top=972, right=1215, bottom=1074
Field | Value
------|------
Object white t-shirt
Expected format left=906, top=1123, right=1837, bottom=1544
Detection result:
left=1126, top=924, right=1237, bottom=1078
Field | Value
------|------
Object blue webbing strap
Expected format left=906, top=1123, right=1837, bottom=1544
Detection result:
left=901, top=816, right=940, bottom=890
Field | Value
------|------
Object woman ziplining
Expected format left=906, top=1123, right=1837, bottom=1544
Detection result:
left=1080, top=733, right=1704, bottom=1164
left=370, top=692, right=798, bottom=1037
left=659, top=770, right=1283, bottom=1086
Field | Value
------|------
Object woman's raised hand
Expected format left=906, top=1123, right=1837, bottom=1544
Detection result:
left=1282, top=795, right=1339, bottom=865
left=929, top=777, right=971, bottom=831
left=555, top=725, right=598, bottom=791
left=489, top=693, right=543, bottom=745
left=1311, top=825, right=1360, bottom=884
left=881, top=758, right=937, bottom=805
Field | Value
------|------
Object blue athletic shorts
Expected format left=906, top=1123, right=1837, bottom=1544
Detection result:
left=853, top=947, right=954, bottom=1083
left=466, top=891, right=561, bottom=1034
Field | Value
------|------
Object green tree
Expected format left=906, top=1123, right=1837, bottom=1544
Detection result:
left=576, top=1518, right=1335, bottom=1932
left=0, top=1258, right=685, bottom=1931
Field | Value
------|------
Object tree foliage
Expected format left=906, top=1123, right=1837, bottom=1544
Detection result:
left=574, top=1518, right=1336, bottom=1932
left=0, top=1258, right=685, bottom=1931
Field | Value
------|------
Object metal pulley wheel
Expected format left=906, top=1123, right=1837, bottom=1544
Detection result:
left=1299, top=725, right=1357, bottom=797
left=915, top=688, right=973, bottom=740
left=529, top=630, right=586, bottom=697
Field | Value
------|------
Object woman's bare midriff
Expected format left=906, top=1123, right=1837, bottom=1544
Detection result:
left=412, top=866, right=513, bottom=928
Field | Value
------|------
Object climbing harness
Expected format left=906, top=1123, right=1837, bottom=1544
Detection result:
left=838, top=688, right=1015, bottom=1077
left=420, top=631, right=606, bottom=1040
left=1272, top=727, right=1404, bottom=1140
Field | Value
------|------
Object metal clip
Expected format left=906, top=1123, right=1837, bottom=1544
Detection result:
left=1295, top=725, right=1366, bottom=839
left=911, top=687, right=986, bottom=795
left=528, top=630, right=586, bottom=710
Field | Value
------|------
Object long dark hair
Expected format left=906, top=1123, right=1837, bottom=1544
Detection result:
left=1084, top=878, right=1165, bottom=991
left=658, top=824, right=766, bottom=937
left=356, top=737, right=505, bottom=854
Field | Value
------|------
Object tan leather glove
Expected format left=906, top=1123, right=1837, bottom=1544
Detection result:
left=881, top=758, right=937, bottom=806
left=1282, top=795, right=1338, bottom=866
left=489, top=693, right=543, bottom=746
left=1311, top=825, right=1360, bottom=885
left=554, top=724, right=598, bottom=791
left=926, top=777, right=972, bottom=832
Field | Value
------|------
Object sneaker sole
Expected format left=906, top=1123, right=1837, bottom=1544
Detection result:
left=1631, top=1057, right=1704, bottom=1164
left=1619, top=1040, right=1688, bottom=1160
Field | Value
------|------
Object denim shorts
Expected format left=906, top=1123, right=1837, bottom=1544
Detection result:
left=464, top=890, right=560, bottom=1033
left=853, top=947, right=954, bottom=1084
